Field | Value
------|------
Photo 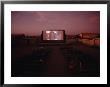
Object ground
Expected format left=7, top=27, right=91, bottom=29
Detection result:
left=11, top=41, right=100, bottom=77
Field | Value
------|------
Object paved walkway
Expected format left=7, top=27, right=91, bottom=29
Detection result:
left=43, top=46, right=68, bottom=77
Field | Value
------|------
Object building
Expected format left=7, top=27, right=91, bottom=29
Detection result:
left=78, top=33, right=100, bottom=47
left=79, top=33, right=99, bottom=39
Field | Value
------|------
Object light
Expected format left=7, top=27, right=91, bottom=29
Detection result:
left=54, top=31, right=57, bottom=33
left=46, top=31, right=50, bottom=33
left=54, top=38, right=58, bottom=40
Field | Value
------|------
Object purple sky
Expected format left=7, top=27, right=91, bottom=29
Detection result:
left=11, top=11, right=100, bottom=36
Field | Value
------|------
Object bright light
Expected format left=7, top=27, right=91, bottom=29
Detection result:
left=46, top=31, right=50, bottom=33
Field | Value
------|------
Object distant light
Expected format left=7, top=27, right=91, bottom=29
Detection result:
left=54, top=31, right=57, bottom=33
left=54, top=39, right=58, bottom=40
left=46, top=31, right=50, bottom=33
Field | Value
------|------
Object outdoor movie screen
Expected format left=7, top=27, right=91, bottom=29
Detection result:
left=42, top=30, right=65, bottom=41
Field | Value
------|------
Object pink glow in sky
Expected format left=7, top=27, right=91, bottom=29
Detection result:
left=11, top=11, right=100, bottom=36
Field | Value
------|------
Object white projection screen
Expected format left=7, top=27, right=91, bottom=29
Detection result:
left=42, top=30, right=65, bottom=41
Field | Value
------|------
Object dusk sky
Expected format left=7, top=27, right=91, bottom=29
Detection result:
left=11, top=11, right=100, bottom=36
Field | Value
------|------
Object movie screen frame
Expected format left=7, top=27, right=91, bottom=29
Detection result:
left=41, top=30, right=66, bottom=42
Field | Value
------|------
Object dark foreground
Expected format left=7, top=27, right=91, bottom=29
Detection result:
left=11, top=42, right=100, bottom=77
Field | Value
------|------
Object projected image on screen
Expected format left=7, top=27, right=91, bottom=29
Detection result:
left=43, top=30, right=64, bottom=40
